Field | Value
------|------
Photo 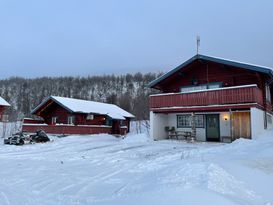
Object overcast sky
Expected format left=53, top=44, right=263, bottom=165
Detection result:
left=0, top=0, right=273, bottom=79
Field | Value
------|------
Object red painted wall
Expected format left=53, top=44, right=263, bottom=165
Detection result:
left=32, top=100, right=131, bottom=135
left=150, top=85, right=263, bottom=109
left=22, top=124, right=112, bottom=135
left=0, top=105, right=8, bottom=121
left=152, top=60, right=273, bottom=113
left=23, top=118, right=45, bottom=124
left=158, top=61, right=268, bottom=93
left=38, top=101, right=106, bottom=126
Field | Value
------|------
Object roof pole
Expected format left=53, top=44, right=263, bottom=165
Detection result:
left=196, top=35, right=200, bottom=54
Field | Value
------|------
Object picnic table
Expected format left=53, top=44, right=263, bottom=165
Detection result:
left=167, top=131, right=192, bottom=140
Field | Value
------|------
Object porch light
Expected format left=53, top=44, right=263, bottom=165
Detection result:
left=223, top=115, right=229, bottom=121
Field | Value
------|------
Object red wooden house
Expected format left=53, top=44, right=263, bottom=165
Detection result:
left=0, top=97, right=10, bottom=121
left=149, top=54, right=273, bottom=142
left=22, top=96, right=134, bottom=135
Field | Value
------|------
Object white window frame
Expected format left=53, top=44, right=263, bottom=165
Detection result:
left=52, top=117, right=57, bottom=124
left=67, top=116, right=75, bottom=125
left=86, top=114, right=94, bottom=120
left=266, top=84, right=271, bottom=102
left=177, top=114, right=204, bottom=128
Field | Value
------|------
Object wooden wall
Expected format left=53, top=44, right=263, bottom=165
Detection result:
left=157, top=61, right=269, bottom=94
left=38, top=101, right=106, bottom=126
left=33, top=100, right=131, bottom=134
left=22, top=124, right=112, bottom=135
left=150, top=85, right=263, bottom=109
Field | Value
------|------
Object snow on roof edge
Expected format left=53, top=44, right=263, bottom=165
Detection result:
left=0, top=96, right=11, bottom=107
left=33, top=96, right=135, bottom=120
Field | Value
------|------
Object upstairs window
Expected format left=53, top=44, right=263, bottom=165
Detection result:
left=266, top=84, right=271, bottom=102
left=67, top=116, right=75, bottom=125
left=181, top=82, right=222, bottom=93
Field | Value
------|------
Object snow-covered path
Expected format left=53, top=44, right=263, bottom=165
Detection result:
left=0, top=133, right=273, bottom=205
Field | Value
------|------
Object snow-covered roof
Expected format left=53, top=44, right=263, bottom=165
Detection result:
left=32, top=96, right=134, bottom=120
left=0, top=96, right=10, bottom=107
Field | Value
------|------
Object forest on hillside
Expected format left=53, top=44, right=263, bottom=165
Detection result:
left=0, top=72, right=161, bottom=121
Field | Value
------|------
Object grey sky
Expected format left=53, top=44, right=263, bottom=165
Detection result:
left=0, top=0, right=273, bottom=79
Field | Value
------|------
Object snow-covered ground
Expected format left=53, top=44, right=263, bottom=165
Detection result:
left=0, top=131, right=273, bottom=205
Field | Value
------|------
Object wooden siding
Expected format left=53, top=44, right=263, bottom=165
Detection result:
left=22, top=124, right=112, bottom=135
left=232, top=112, right=251, bottom=139
left=31, top=100, right=131, bottom=135
left=38, top=101, right=107, bottom=126
left=150, top=85, right=263, bottom=111
left=0, top=105, right=8, bottom=122
left=23, top=118, right=45, bottom=124
left=156, top=61, right=269, bottom=93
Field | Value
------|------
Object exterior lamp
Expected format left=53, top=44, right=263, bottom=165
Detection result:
left=223, top=115, right=229, bottom=121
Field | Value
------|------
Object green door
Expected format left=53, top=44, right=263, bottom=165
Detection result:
left=206, top=114, right=220, bottom=141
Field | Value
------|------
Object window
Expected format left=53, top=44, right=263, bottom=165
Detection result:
left=177, top=115, right=204, bottom=128
left=52, top=117, right=57, bottom=124
left=67, top=116, right=75, bottom=125
left=181, top=82, right=222, bottom=93
left=120, top=120, right=126, bottom=126
left=86, top=114, right=94, bottom=120
left=105, top=117, right=113, bottom=126
left=266, top=84, right=271, bottom=102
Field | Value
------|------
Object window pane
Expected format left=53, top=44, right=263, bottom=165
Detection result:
left=177, top=115, right=204, bottom=128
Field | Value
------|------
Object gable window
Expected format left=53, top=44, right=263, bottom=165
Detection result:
left=67, top=116, right=75, bottom=125
left=52, top=117, right=57, bottom=124
left=266, top=84, right=271, bottom=102
left=177, top=115, right=204, bottom=128
left=86, top=114, right=94, bottom=120
left=181, top=82, right=222, bottom=93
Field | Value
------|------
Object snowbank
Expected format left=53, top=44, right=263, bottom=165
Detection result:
left=0, top=131, right=273, bottom=205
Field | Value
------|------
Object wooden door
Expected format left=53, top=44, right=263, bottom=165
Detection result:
left=112, top=120, right=120, bottom=134
left=232, top=112, right=251, bottom=139
left=206, top=114, right=220, bottom=141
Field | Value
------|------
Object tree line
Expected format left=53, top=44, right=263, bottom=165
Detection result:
left=0, top=72, right=161, bottom=121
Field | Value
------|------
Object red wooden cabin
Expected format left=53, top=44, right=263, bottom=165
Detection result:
left=22, top=96, right=134, bottom=135
left=0, top=96, right=10, bottom=121
left=149, top=54, right=273, bottom=142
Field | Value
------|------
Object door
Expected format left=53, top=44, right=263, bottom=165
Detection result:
left=232, top=112, right=251, bottom=139
left=206, top=114, right=220, bottom=141
left=112, top=120, right=120, bottom=135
